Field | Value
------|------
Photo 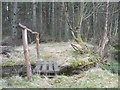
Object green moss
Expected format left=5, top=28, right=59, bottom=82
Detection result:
left=67, top=58, right=76, bottom=63
left=16, top=60, right=25, bottom=65
left=72, top=56, right=99, bottom=68
left=41, top=55, right=55, bottom=60
left=75, top=37, right=86, bottom=46
left=73, top=54, right=85, bottom=58
left=3, top=60, right=15, bottom=66
left=73, top=61, right=85, bottom=67
left=84, top=50, right=93, bottom=54
left=72, top=50, right=80, bottom=54
left=3, top=59, right=37, bottom=67
left=91, top=55, right=101, bottom=62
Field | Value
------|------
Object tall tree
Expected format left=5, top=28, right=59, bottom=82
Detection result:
left=64, top=2, right=104, bottom=53
left=12, top=2, right=18, bottom=40
left=99, top=1, right=109, bottom=57
left=51, top=2, right=55, bottom=41
left=33, top=1, right=37, bottom=32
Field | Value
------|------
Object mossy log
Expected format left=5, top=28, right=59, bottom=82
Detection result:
left=75, top=37, right=88, bottom=48
left=71, top=44, right=84, bottom=54
left=71, top=43, right=93, bottom=55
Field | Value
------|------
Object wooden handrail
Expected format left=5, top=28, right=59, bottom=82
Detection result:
left=18, top=23, right=40, bottom=59
left=18, top=23, right=40, bottom=81
left=18, top=23, right=39, bottom=34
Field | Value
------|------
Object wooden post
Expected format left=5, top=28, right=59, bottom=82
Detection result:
left=36, top=33, right=40, bottom=59
left=22, top=28, right=32, bottom=81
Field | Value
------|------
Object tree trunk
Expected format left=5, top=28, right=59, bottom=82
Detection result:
left=36, top=34, right=40, bottom=59
left=33, top=2, right=37, bottom=32
left=59, top=3, right=63, bottom=41
left=51, top=2, right=55, bottom=41
left=99, top=1, right=109, bottom=57
left=64, top=3, right=69, bottom=41
left=0, top=2, right=1, bottom=46
left=40, top=3, right=43, bottom=33
left=118, top=2, right=120, bottom=46
left=12, top=2, right=18, bottom=40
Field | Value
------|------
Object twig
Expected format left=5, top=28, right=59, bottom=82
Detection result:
left=83, top=3, right=104, bottom=20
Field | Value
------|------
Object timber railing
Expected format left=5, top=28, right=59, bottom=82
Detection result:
left=18, top=23, right=40, bottom=80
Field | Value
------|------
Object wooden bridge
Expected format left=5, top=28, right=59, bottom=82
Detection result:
left=33, top=60, right=59, bottom=78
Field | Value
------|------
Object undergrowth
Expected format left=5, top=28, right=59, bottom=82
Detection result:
left=1, top=68, right=118, bottom=88
left=100, top=62, right=119, bottom=74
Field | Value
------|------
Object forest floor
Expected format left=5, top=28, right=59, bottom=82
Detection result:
left=1, top=41, right=119, bottom=88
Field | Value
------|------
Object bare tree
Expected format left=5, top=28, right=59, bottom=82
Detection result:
left=64, top=2, right=104, bottom=53
left=99, top=1, right=109, bottom=57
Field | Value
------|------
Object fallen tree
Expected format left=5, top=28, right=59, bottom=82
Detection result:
left=63, top=2, right=103, bottom=68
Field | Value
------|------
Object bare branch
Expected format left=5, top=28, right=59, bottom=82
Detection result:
left=83, top=3, right=104, bottom=21
left=63, top=3, right=77, bottom=39
left=77, top=2, right=86, bottom=27
left=98, top=9, right=120, bottom=15
left=64, top=3, right=73, bottom=31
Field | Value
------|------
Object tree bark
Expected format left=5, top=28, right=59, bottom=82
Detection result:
left=99, top=1, right=109, bottom=57
left=22, top=29, right=32, bottom=81
left=33, top=2, right=37, bottom=32
left=36, top=34, right=40, bottom=59
left=12, top=2, right=18, bottom=39
left=51, top=2, right=55, bottom=41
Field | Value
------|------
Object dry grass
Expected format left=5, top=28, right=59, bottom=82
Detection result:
left=1, top=67, right=118, bottom=88
left=1, top=41, right=119, bottom=88
left=2, top=41, right=74, bottom=66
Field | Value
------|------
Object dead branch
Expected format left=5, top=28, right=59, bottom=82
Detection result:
left=71, top=44, right=84, bottom=54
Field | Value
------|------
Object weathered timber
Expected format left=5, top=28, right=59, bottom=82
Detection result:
left=22, top=28, right=32, bottom=81
left=33, top=60, right=59, bottom=77
left=18, top=23, right=40, bottom=80
left=18, top=23, right=40, bottom=59
left=36, top=34, right=40, bottom=58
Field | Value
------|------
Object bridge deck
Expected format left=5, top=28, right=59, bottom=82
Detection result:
left=33, top=60, right=59, bottom=77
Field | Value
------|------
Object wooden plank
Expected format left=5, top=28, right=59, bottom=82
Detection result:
left=39, top=64, right=43, bottom=71
left=48, top=63, right=54, bottom=72
left=42, top=61, right=47, bottom=71
left=53, top=62, right=59, bottom=72
left=45, top=61, right=51, bottom=72
left=34, top=60, right=59, bottom=77
left=37, top=64, right=42, bottom=73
